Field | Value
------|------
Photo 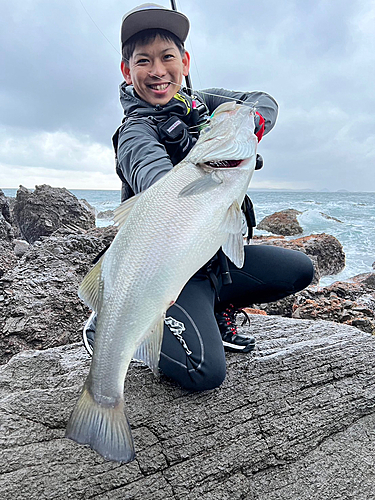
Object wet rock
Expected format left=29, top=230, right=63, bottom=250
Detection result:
left=0, top=225, right=117, bottom=364
left=292, top=273, right=375, bottom=334
left=253, top=233, right=345, bottom=284
left=13, top=184, right=96, bottom=243
left=0, top=315, right=374, bottom=499
left=319, top=212, right=343, bottom=223
left=354, top=272, right=375, bottom=289
left=97, top=209, right=115, bottom=220
left=256, top=273, right=375, bottom=335
left=257, top=209, right=303, bottom=236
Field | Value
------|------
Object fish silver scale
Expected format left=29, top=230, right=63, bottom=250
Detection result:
left=65, top=102, right=258, bottom=462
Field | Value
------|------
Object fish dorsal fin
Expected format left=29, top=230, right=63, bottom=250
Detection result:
left=222, top=232, right=245, bottom=268
left=178, top=171, right=223, bottom=197
left=78, top=257, right=104, bottom=311
left=113, top=193, right=142, bottom=228
left=220, top=200, right=242, bottom=234
left=132, top=315, right=165, bottom=376
left=220, top=201, right=245, bottom=267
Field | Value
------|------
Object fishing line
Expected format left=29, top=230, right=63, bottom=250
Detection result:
left=79, top=0, right=121, bottom=56
left=175, top=0, right=203, bottom=90
left=78, top=1, right=254, bottom=107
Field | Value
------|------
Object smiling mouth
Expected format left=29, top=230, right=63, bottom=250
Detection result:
left=148, top=83, right=170, bottom=91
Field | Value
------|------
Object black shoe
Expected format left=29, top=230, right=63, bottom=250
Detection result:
left=82, top=311, right=96, bottom=356
left=215, top=304, right=255, bottom=353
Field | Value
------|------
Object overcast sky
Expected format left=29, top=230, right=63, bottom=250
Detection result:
left=1, top=0, right=374, bottom=191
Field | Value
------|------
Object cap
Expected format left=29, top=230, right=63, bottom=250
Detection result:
left=121, top=3, right=190, bottom=48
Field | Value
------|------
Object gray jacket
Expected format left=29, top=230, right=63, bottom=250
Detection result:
left=114, top=82, right=278, bottom=202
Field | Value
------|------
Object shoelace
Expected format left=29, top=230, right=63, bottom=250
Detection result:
left=221, top=304, right=251, bottom=336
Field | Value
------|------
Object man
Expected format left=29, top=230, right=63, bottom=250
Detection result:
left=83, top=3, right=313, bottom=391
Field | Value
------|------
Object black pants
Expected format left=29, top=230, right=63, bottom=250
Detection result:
left=159, top=245, right=314, bottom=391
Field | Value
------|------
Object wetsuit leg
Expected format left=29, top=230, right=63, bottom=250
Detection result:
left=218, top=244, right=314, bottom=309
left=159, top=245, right=313, bottom=391
left=159, top=272, right=226, bottom=392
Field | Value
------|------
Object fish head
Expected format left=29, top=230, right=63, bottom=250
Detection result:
left=187, top=101, right=258, bottom=170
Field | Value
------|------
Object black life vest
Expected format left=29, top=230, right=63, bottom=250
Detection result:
left=112, top=91, right=257, bottom=243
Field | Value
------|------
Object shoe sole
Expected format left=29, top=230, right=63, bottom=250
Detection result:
left=222, top=340, right=255, bottom=353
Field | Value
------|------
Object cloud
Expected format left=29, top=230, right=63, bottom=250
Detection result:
left=0, top=127, right=119, bottom=189
left=1, top=0, right=374, bottom=191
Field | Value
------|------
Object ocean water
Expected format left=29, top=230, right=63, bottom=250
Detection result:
left=248, top=190, right=375, bottom=286
left=2, top=188, right=374, bottom=286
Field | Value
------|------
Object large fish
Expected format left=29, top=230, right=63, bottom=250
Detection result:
left=65, top=101, right=258, bottom=462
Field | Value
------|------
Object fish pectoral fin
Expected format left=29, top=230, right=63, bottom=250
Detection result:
left=132, top=315, right=165, bottom=377
left=220, top=200, right=242, bottom=234
left=78, top=258, right=104, bottom=311
left=113, top=192, right=142, bottom=228
left=79, top=193, right=142, bottom=309
left=178, top=171, right=223, bottom=197
left=222, top=232, right=245, bottom=268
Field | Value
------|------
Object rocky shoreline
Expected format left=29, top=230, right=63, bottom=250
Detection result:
left=1, top=184, right=374, bottom=364
left=1, top=185, right=374, bottom=499
left=253, top=211, right=375, bottom=334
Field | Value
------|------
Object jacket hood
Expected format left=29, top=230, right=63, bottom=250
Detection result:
left=119, top=82, right=153, bottom=116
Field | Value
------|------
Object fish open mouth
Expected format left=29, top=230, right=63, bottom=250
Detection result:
left=205, top=160, right=243, bottom=168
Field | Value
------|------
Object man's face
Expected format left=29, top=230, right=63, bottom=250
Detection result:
left=121, top=36, right=190, bottom=106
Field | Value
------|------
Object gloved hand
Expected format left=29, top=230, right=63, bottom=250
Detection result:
left=254, top=112, right=265, bottom=142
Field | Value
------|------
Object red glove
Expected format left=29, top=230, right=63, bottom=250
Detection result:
left=254, top=112, right=265, bottom=142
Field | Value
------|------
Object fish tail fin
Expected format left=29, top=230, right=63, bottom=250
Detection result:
left=65, top=384, right=135, bottom=463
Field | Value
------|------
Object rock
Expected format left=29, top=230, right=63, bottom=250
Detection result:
left=0, top=212, right=16, bottom=278
left=0, top=189, right=11, bottom=223
left=0, top=225, right=117, bottom=364
left=13, top=185, right=96, bottom=243
left=353, top=272, right=375, bottom=289
left=0, top=315, right=374, bottom=499
left=255, top=273, right=375, bottom=334
left=79, top=198, right=96, bottom=218
left=255, top=294, right=296, bottom=318
left=13, top=239, right=29, bottom=258
left=243, top=307, right=267, bottom=316
left=253, top=233, right=345, bottom=284
left=292, top=273, right=375, bottom=334
left=257, top=209, right=303, bottom=236
left=0, top=242, right=17, bottom=279
left=0, top=213, right=14, bottom=243
left=1, top=194, right=21, bottom=239
left=319, top=212, right=343, bottom=223
left=97, top=209, right=115, bottom=220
